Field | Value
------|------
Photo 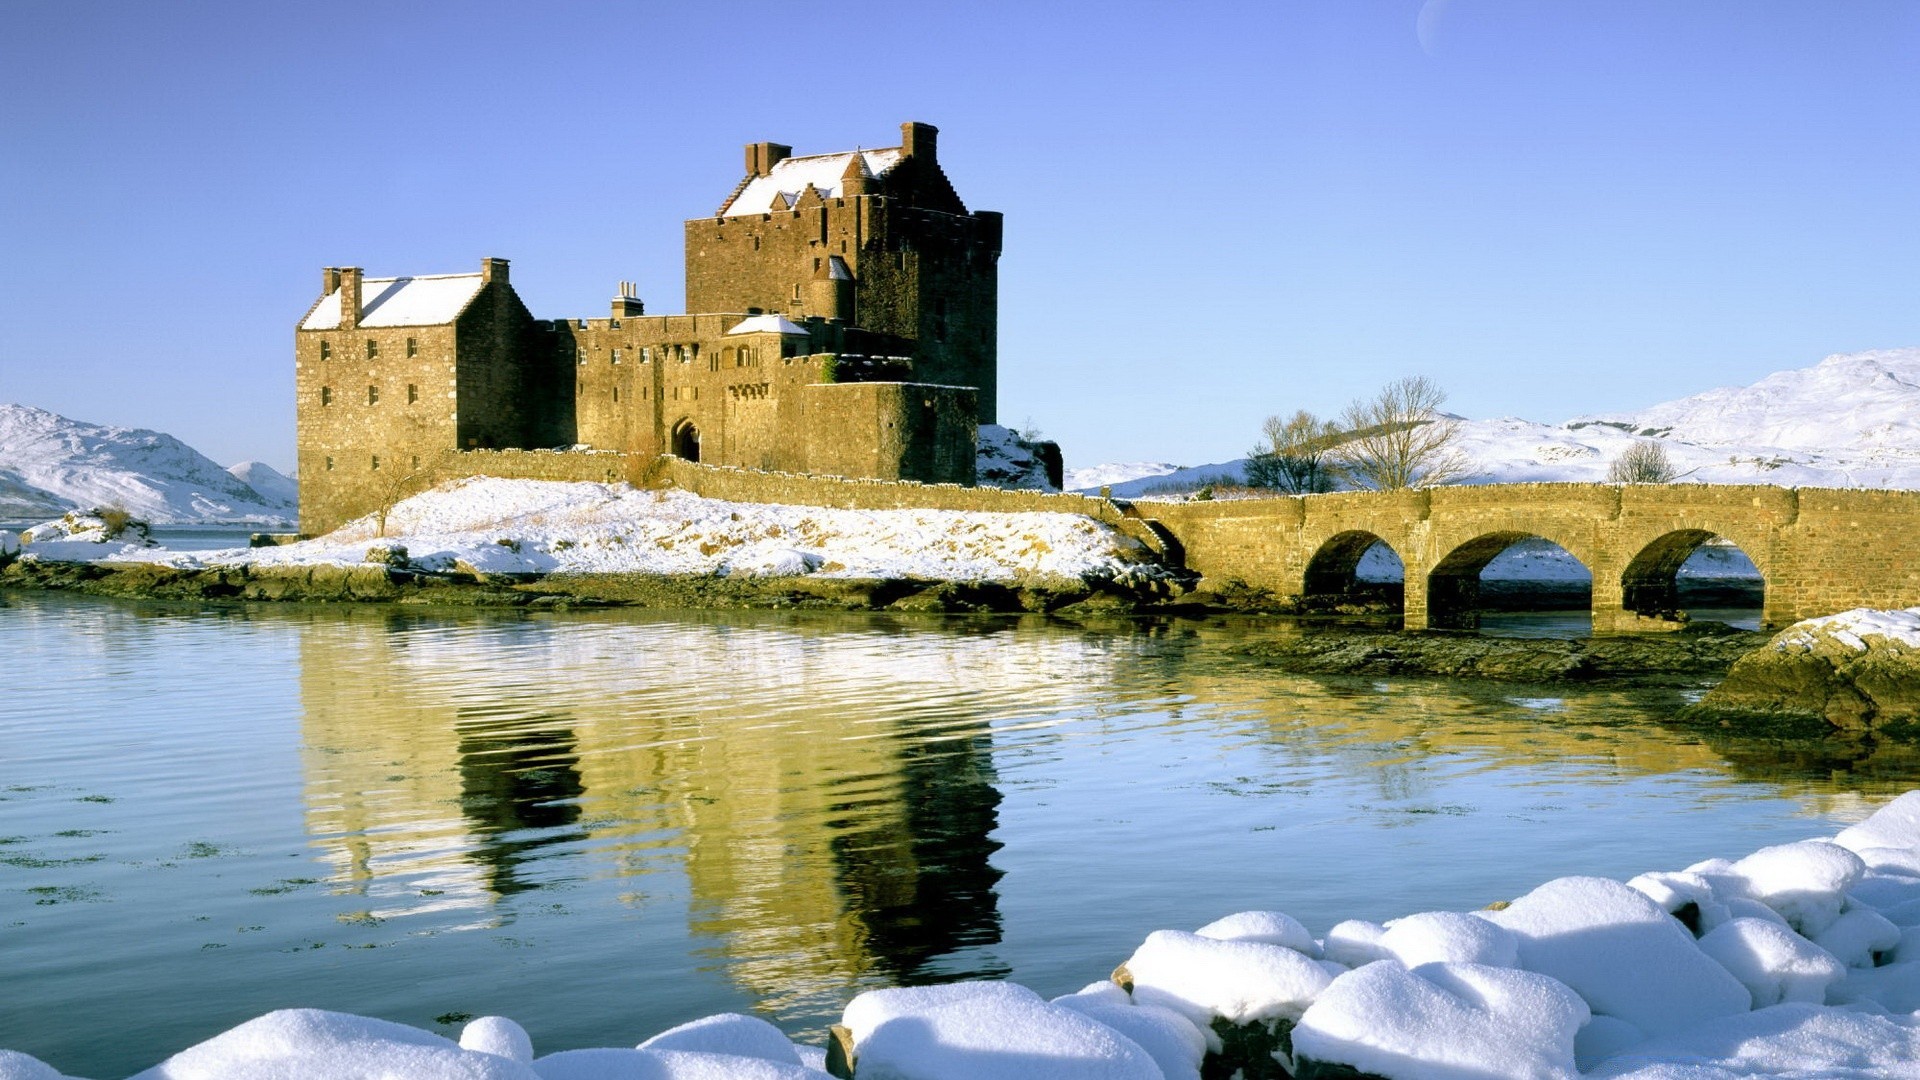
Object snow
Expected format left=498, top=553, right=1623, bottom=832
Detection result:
left=1483, top=876, right=1753, bottom=1037
left=78, top=477, right=1164, bottom=586
left=1073, top=347, right=1920, bottom=497
left=636, top=1014, right=802, bottom=1065
left=975, top=424, right=1057, bottom=491
left=725, top=315, right=811, bottom=336
left=1773, top=607, right=1920, bottom=654
left=1121, top=928, right=1333, bottom=1028
left=840, top=981, right=1162, bottom=1080
left=299, top=273, right=485, bottom=330
left=1192, top=909, right=1320, bottom=956
left=0, top=404, right=295, bottom=525
left=1291, top=960, right=1589, bottom=1080
left=1695, top=918, right=1847, bottom=1007
left=18, top=789, right=1920, bottom=1078
left=721, top=150, right=903, bottom=217
left=228, top=461, right=296, bottom=506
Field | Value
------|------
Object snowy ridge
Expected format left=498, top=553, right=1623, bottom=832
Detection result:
left=11, top=790, right=1920, bottom=1078
left=1075, top=347, right=1920, bottom=497
left=0, top=405, right=294, bottom=525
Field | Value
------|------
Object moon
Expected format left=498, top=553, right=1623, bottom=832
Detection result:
left=1416, top=0, right=1450, bottom=56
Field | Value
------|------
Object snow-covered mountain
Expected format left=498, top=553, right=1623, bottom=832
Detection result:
left=0, top=404, right=296, bottom=525
left=228, top=461, right=297, bottom=506
left=1076, top=348, right=1920, bottom=497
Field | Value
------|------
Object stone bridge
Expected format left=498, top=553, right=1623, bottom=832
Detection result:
left=1136, top=483, right=1920, bottom=631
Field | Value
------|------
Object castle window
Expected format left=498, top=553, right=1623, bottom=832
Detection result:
left=813, top=258, right=821, bottom=271
left=611, top=348, right=622, bottom=365
left=577, top=347, right=587, bottom=366
left=640, top=347, right=651, bottom=363
left=792, top=283, right=802, bottom=301
left=320, top=340, right=331, bottom=361
left=407, top=383, right=418, bottom=404
left=406, top=337, right=417, bottom=357
left=367, top=385, right=379, bottom=405
left=613, top=386, right=620, bottom=403
left=366, top=339, right=378, bottom=359
left=325, top=456, right=334, bottom=471
left=411, top=455, right=420, bottom=470
left=371, top=455, right=380, bottom=471
left=752, top=236, right=760, bottom=250
left=320, top=386, right=332, bottom=406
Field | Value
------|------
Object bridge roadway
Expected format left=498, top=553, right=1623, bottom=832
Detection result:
left=1135, top=482, right=1920, bottom=631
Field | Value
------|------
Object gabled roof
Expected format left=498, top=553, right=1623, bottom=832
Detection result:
left=300, top=273, right=486, bottom=330
left=726, top=314, right=812, bottom=336
left=720, top=149, right=904, bottom=218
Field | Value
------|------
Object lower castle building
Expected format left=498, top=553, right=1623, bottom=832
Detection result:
left=295, top=122, right=1001, bottom=535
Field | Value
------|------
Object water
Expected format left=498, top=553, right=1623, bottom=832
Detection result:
left=0, top=593, right=1911, bottom=1077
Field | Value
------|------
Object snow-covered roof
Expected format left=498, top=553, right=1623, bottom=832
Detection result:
left=726, top=315, right=811, bottom=336
left=300, top=273, right=486, bottom=330
left=720, top=149, right=903, bottom=217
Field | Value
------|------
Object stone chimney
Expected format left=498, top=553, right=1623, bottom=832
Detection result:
left=338, top=267, right=362, bottom=330
left=612, top=280, right=645, bottom=318
left=322, top=267, right=341, bottom=295
left=900, top=121, right=937, bottom=162
left=745, top=141, right=792, bottom=177
left=481, top=257, right=509, bottom=285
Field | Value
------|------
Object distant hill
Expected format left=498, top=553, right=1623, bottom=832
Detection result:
left=0, top=404, right=296, bottom=525
left=1075, top=347, right=1920, bottom=496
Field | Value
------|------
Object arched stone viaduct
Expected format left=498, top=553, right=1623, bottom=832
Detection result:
left=1137, top=483, right=1920, bottom=632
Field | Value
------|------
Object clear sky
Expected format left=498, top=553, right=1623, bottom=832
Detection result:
left=3, top=1, right=1917, bottom=474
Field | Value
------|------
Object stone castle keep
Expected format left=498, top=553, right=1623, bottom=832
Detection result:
left=296, top=122, right=1000, bottom=535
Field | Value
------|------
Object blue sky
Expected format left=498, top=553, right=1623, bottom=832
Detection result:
left=3, top=1, right=1917, bottom=474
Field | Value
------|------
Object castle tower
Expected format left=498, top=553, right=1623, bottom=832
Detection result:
left=684, top=121, right=1001, bottom=423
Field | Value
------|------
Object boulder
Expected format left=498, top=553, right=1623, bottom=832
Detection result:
left=1684, top=608, right=1920, bottom=731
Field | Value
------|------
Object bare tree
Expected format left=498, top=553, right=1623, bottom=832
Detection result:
left=1244, top=409, right=1343, bottom=493
left=372, top=449, right=454, bottom=538
left=1332, top=376, right=1470, bottom=490
left=1607, top=440, right=1677, bottom=484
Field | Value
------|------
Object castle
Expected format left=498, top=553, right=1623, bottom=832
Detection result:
left=295, top=122, right=1002, bottom=535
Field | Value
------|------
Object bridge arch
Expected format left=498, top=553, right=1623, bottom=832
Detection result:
left=1621, top=529, right=1765, bottom=627
left=1428, top=531, right=1594, bottom=632
left=1302, top=531, right=1405, bottom=614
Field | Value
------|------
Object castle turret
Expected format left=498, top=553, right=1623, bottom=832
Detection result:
left=808, top=256, right=855, bottom=322
left=840, top=153, right=875, bottom=197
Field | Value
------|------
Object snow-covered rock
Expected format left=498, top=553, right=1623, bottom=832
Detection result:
left=840, top=982, right=1162, bottom=1080
left=1121, top=929, right=1333, bottom=1029
left=975, top=424, right=1057, bottom=491
left=1685, top=608, right=1920, bottom=730
left=1292, top=960, right=1588, bottom=1080
left=0, top=404, right=294, bottom=525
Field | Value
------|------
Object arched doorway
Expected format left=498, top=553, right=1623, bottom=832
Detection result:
left=1429, top=533, right=1593, bottom=636
left=1302, top=531, right=1404, bottom=618
left=671, top=420, right=700, bottom=463
left=1623, top=531, right=1764, bottom=630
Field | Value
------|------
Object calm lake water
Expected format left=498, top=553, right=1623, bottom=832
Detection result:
left=1, top=591, right=1912, bottom=1077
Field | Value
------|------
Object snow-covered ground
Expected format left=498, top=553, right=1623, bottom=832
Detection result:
left=1075, top=347, right=1920, bottom=497
left=11, top=478, right=1165, bottom=586
left=10, top=788, right=1920, bottom=1079
left=0, top=405, right=294, bottom=525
